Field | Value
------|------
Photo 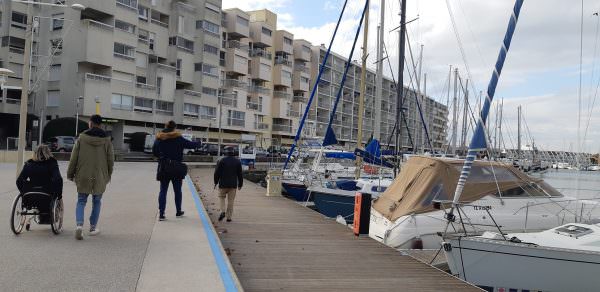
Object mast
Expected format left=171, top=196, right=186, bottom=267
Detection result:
left=394, top=0, right=407, bottom=176
left=518, top=105, right=522, bottom=160
left=460, top=79, right=469, bottom=155
left=417, top=45, right=424, bottom=152
left=449, top=0, right=524, bottom=212
left=355, top=0, right=370, bottom=180
left=451, top=68, right=458, bottom=155
left=374, top=0, right=385, bottom=140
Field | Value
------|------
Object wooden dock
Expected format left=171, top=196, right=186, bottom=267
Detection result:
left=190, top=169, right=480, bottom=292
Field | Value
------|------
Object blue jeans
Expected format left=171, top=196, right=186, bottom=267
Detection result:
left=159, top=179, right=182, bottom=216
left=76, top=193, right=102, bottom=227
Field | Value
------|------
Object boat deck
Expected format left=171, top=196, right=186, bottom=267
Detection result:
left=190, top=168, right=480, bottom=292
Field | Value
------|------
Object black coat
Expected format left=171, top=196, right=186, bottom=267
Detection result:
left=16, top=158, right=63, bottom=198
left=152, top=129, right=200, bottom=162
left=214, top=156, right=243, bottom=189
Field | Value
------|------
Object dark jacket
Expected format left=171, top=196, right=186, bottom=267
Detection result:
left=17, top=158, right=63, bottom=198
left=67, top=127, right=114, bottom=194
left=214, top=156, right=243, bottom=189
left=152, top=129, right=200, bottom=162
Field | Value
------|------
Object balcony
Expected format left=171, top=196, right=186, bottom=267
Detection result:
left=248, top=85, right=270, bottom=95
left=249, top=22, right=273, bottom=47
left=294, top=42, right=312, bottom=62
left=293, top=95, right=307, bottom=103
left=249, top=48, right=272, bottom=60
left=225, top=51, right=248, bottom=75
left=274, top=57, right=293, bottom=67
left=227, top=118, right=245, bottom=127
left=223, top=10, right=250, bottom=38
left=219, top=96, right=237, bottom=107
left=287, top=109, right=301, bottom=118
left=293, top=72, right=310, bottom=92
left=273, top=90, right=291, bottom=99
left=294, top=64, right=310, bottom=74
left=222, top=79, right=247, bottom=89
left=80, top=19, right=114, bottom=66
left=272, top=124, right=292, bottom=133
left=246, top=101, right=262, bottom=111
left=274, top=66, right=292, bottom=87
left=254, top=122, right=269, bottom=130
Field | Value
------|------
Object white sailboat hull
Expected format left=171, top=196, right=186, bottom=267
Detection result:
left=443, top=236, right=600, bottom=291
left=369, top=195, right=600, bottom=249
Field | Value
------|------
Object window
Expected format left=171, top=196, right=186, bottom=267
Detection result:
left=136, top=76, right=146, bottom=84
left=194, top=63, right=202, bottom=72
left=52, top=13, right=64, bottom=30
left=138, top=29, right=149, bottom=42
left=202, top=64, right=218, bottom=77
left=202, top=87, right=217, bottom=96
left=261, top=27, right=272, bottom=36
left=156, top=77, right=162, bottom=94
left=134, top=97, right=153, bottom=113
left=302, top=45, right=311, bottom=54
left=176, top=59, right=182, bottom=77
left=184, top=103, right=199, bottom=117
left=203, top=44, right=218, bottom=55
left=202, top=20, right=219, bottom=35
left=151, top=0, right=159, bottom=6
left=138, top=5, right=149, bottom=20
left=228, top=110, right=245, bottom=127
left=155, top=100, right=173, bottom=115
left=301, top=76, right=310, bottom=84
left=236, top=16, right=249, bottom=26
left=47, top=91, right=60, bottom=107
left=48, top=64, right=61, bottom=81
left=259, top=63, right=271, bottom=76
left=282, top=70, right=292, bottom=80
left=205, top=2, right=220, bottom=14
left=283, top=37, right=292, bottom=45
left=116, top=0, right=137, bottom=9
left=111, top=93, right=133, bottom=110
left=135, top=52, right=148, bottom=68
left=50, top=38, right=63, bottom=55
left=178, top=15, right=185, bottom=34
left=114, top=43, right=135, bottom=59
left=11, top=12, right=27, bottom=29
left=169, top=36, right=194, bottom=52
left=199, top=105, right=216, bottom=120
left=148, top=32, right=156, bottom=50
left=115, top=20, right=135, bottom=33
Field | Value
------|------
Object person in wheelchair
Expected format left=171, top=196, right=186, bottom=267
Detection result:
left=16, top=144, right=63, bottom=200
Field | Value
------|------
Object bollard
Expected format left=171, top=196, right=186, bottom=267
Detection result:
left=353, top=192, right=372, bottom=236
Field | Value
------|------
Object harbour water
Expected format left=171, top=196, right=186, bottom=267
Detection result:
left=535, top=169, right=600, bottom=200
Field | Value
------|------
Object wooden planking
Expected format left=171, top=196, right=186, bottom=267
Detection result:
left=191, top=169, right=480, bottom=292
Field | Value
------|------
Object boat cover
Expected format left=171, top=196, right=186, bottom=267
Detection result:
left=372, top=156, right=553, bottom=221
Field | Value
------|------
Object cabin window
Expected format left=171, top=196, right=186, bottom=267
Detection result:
left=453, top=165, right=518, bottom=183
left=371, top=186, right=387, bottom=193
left=494, top=184, right=547, bottom=198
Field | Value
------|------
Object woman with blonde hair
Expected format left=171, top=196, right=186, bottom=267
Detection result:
left=16, top=144, right=63, bottom=199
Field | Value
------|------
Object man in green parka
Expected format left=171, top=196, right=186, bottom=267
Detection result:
left=67, top=114, right=114, bottom=240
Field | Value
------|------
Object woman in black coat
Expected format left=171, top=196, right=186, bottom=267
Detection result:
left=16, top=145, right=63, bottom=199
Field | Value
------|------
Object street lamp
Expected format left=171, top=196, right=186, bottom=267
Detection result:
left=217, top=92, right=237, bottom=157
left=74, top=96, right=84, bottom=136
left=15, top=0, right=85, bottom=177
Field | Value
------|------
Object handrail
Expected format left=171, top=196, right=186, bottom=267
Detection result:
left=85, top=19, right=114, bottom=31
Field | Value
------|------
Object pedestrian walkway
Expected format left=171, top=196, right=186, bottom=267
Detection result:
left=0, top=162, right=241, bottom=292
left=190, top=168, right=480, bottom=292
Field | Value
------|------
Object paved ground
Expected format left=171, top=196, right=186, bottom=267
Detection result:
left=0, top=162, right=240, bottom=292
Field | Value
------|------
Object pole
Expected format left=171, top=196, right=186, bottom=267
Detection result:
left=518, top=105, right=522, bottom=160
left=394, top=0, right=407, bottom=176
left=75, top=97, right=80, bottom=136
left=355, top=0, right=369, bottom=180
left=417, top=44, right=423, bottom=152
left=451, top=68, right=458, bottom=155
left=16, top=2, right=33, bottom=177
left=217, top=97, right=223, bottom=157
left=374, top=0, right=385, bottom=140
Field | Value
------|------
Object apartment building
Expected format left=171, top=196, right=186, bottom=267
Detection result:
left=0, top=2, right=446, bottom=152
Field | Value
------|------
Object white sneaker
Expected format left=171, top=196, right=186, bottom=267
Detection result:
left=75, top=226, right=83, bottom=240
left=89, top=228, right=100, bottom=236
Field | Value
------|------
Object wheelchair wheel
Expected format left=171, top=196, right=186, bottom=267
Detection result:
left=10, top=194, right=26, bottom=235
left=50, top=198, right=63, bottom=234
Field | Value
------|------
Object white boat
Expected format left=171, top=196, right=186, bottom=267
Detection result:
left=368, top=156, right=600, bottom=249
left=443, top=223, right=600, bottom=291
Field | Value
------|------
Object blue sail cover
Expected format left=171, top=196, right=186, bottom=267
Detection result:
left=354, top=139, right=394, bottom=168
left=324, top=151, right=355, bottom=160
left=365, top=139, right=381, bottom=157
left=322, top=126, right=338, bottom=147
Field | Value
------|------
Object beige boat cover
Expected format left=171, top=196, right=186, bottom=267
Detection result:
left=372, top=156, right=544, bottom=222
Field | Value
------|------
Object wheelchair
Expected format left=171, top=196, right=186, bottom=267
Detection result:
left=10, top=191, right=63, bottom=235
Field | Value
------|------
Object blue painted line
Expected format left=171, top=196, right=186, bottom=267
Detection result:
left=185, top=176, right=238, bottom=292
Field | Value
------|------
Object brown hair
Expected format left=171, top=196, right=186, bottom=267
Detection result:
left=166, top=120, right=176, bottom=129
left=33, top=144, right=53, bottom=162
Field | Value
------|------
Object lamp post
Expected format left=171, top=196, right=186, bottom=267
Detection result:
left=14, top=0, right=85, bottom=177
left=217, top=92, right=237, bottom=157
left=74, top=96, right=83, bottom=136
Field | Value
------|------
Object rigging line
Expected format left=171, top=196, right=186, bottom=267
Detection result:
left=588, top=12, right=600, bottom=102
left=456, top=0, right=486, bottom=93
left=577, top=0, right=584, bottom=168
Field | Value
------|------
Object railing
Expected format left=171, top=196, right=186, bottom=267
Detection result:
left=201, top=114, right=217, bottom=120
left=293, top=95, right=307, bottom=103
left=272, top=124, right=292, bottom=133
left=9, top=47, right=24, bottom=54
left=114, top=52, right=135, bottom=60
left=273, top=90, right=291, bottom=99
left=136, top=83, right=156, bottom=90
left=275, top=58, right=293, bottom=67
left=294, top=64, right=310, bottom=73
left=249, top=48, right=272, bottom=60
left=287, top=110, right=300, bottom=117
left=155, top=62, right=178, bottom=71
left=248, top=85, right=270, bottom=95
left=116, top=0, right=138, bottom=11
left=219, top=96, right=237, bottom=107
left=227, top=118, right=245, bottom=127
left=225, top=40, right=249, bottom=51
left=85, top=73, right=111, bottom=82
left=246, top=102, right=261, bottom=111
left=184, top=111, right=199, bottom=118
left=151, top=18, right=169, bottom=28
left=316, top=116, right=329, bottom=123
left=222, top=79, right=247, bottom=88
left=184, top=89, right=202, bottom=97
left=219, top=58, right=226, bottom=66
left=85, top=19, right=114, bottom=31
left=5, top=98, right=21, bottom=104
left=255, top=122, right=269, bottom=130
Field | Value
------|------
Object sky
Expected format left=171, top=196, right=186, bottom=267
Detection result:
left=222, top=0, right=600, bottom=153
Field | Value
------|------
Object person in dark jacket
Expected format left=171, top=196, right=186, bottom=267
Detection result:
left=213, top=146, right=243, bottom=222
left=153, top=121, right=201, bottom=221
left=16, top=144, right=63, bottom=198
